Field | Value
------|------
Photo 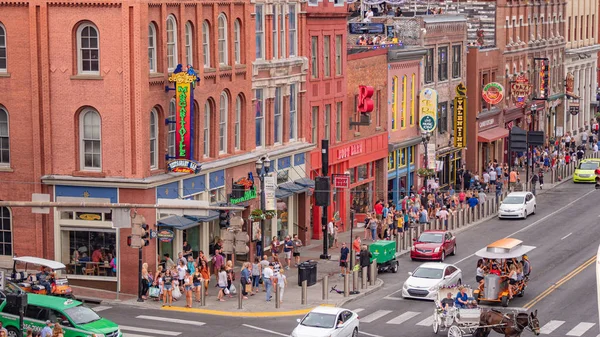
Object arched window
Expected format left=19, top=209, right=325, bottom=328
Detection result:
left=0, top=23, right=7, bottom=72
left=76, top=23, right=99, bottom=74
left=0, top=207, right=12, bottom=256
left=166, top=15, right=178, bottom=71
left=148, top=23, right=157, bottom=72
left=150, top=108, right=158, bottom=169
left=204, top=101, right=211, bottom=157
left=0, top=107, right=9, bottom=165
left=233, top=20, right=241, bottom=64
left=168, top=99, right=176, bottom=158
left=219, top=92, right=228, bottom=154
left=234, top=95, right=242, bottom=150
left=217, top=14, right=228, bottom=65
left=185, top=21, right=193, bottom=66
left=80, top=109, right=102, bottom=170
left=402, top=75, right=407, bottom=128
left=202, top=21, right=211, bottom=68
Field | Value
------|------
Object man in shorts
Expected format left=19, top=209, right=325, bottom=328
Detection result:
left=283, top=236, right=293, bottom=270
left=339, top=242, right=350, bottom=276
left=292, top=234, right=302, bottom=266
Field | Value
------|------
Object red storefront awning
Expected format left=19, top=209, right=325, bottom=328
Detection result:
left=478, top=127, right=509, bottom=143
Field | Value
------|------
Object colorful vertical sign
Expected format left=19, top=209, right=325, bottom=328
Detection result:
left=168, top=64, right=199, bottom=159
left=453, top=83, right=467, bottom=148
left=419, top=88, right=438, bottom=132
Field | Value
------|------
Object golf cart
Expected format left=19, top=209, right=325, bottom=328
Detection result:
left=10, top=256, right=74, bottom=298
left=369, top=241, right=399, bottom=273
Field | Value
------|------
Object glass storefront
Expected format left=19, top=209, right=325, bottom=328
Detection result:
left=277, top=198, right=289, bottom=239
left=351, top=182, right=372, bottom=213
left=62, top=229, right=117, bottom=277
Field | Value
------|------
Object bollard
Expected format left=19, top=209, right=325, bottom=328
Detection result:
left=361, top=266, right=367, bottom=289
left=238, top=282, right=243, bottom=309
left=395, top=233, right=400, bottom=253
left=350, top=253, right=356, bottom=271
left=369, top=259, right=377, bottom=286
left=352, top=269, right=359, bottom=293
left=322, top=275, right=329, bottom=301
left=301, top=280, right=307, bottom=305
left=200, top=286, right=206, bottom=306
left=344, top=272, right=349, bottom=297
left=275, top=283, right=281, bottom=309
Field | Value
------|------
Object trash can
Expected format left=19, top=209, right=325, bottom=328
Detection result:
left=298, top=260, right=318, bottom=286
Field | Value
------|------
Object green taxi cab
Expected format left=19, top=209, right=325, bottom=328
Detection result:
left=573, top=158, right=600, bottom=183
left=0, top=294, right=121, bottom=337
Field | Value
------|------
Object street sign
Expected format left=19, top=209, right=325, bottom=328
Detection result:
left=509, top=127, right=528, bottom=152
left=332, top=174, right=350, bottom=189
left=31, top=194, right=50, bottom=214
left=528, top=131, right=545, bottom=146
left=156, top=229, right=174, bottom=243
left=149, top=229, right=157, bottom=239
left=419, top=88, right=438, bottom=132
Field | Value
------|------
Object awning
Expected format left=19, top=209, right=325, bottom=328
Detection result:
left=185, top=211, right=219, bottom=223
left=294, top=178, right=315, bottom=189
left=275, top=189, right=293, bottom=199
left=157, top=215, right=199, bottom=230
left=278, top=182, right=307, bottom=194
left=478, top=127, right=509, bottom=143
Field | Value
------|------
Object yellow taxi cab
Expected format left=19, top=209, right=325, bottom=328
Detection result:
left=573, top=158, right=600, bottom=183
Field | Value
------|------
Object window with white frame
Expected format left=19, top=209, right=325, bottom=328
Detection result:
left=279, top=4, right=285, bottom=58
left=150, top=108, right=158, bottom=169
left=274, top=87, right=283, bottom=144
left=210, top=187, right=226, bottom=203
left=311, top=106, right=318, bottom=143
left=311, top=36, right=318, bottom=78
left=235, top=95, right=242, bottom=150
left=288, top=5, right=297, bottom=57
left=185, top=22, right=193, bottom=66
left=219, top=92, right=228, bottom=153
left=234, top=20, right=241, bottom=64
left=168, top=99, right=176, bottom=158
left=272, top=6, right=278, bottom=59
left=0, top=207, right=12, bottom=256
left=324, top=36, right=331, bottom=77
left=324, top=104, right=331, bottom=140
left=335, top=35, right=342, bottom=76
left=289, top=84, right=297, bottom=141
left=255, top=5, right=264, bottom=60
left=255, top=89, right=265, bottom=147
left=80, top=109, right=102, bottom=170
left=202, top=21, right=211, bottom=68
left=148, top=23, right=157, bottom=73
left=335, top=102, right=342, bottom=142
left=166, top=15, right=178, bottom=71
left=218, top=14, right=228, bottom=65
left=0, top=107, right=9, bottom=165
left=0, top=24, right=6, bottom=72
left=204, top=100, right=211, bottom=157
left=76, top=23, right=100, bottom=74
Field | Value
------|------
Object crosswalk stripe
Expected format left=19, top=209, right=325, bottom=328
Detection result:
left=416, top=315, right=434, bottom=326
left=119, top=325, right=181, bottom=336
left=136, top=315, right=206, bottom=326
left=360, top=310, right=392, bottom=323
left=91, top=305, right=112, bottom=312
left=386, top=311, right=420, bottom=325
left=353, top=308, right=365, bottom=313
left=124, top=334, right=154, bottom=337
left=540, top=320, right=565, bottom=334
left=566, top=322, right=596, bottom=336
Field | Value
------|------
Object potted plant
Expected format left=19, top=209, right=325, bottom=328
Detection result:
left=416, top=168, right=435, bottom=177
left=264, top=210, right=277, bottom=219
left=250, top=209, right=264, bottom=221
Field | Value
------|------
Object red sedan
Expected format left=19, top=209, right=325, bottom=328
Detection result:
left=410, top=230, right=457, bottom=262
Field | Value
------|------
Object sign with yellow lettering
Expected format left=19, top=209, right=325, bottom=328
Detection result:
left=167, top=64, right=199, bottom=160
left=419, top=88, right=438, bottom=132
left=454, top=83, right=467, bottom=148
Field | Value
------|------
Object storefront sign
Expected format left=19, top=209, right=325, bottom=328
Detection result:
left=337, top=143, right=363, bottom=160
left=510, top=75, right=532, bottom=107
left=167, top=159, right=202, bottom=174
left=419, top=88, right=438, bottom=132
left=167, top=64, right=199, bottom=159
left=569, top=99, right=580, bottom=115
left=565, top=73, right=576, bottom=97
left=231, top=175, right=256, bottom=204
left=263, top=174, right=277, bottom=211
left=332, top=174, right=350, bottom=189
left=453, top=83, right=466, bottom=148
left=157, top=229, right=174, bottom=243
left=77, top=213, right=101, bottom=221
left=479, top=118, right=495, bottom=129
left=482, top=82, right=505, bottom=105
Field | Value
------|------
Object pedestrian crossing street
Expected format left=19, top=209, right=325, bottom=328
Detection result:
left=91, top=306, right=205, bottom=337
left=352, top=308, right=599, bottom=336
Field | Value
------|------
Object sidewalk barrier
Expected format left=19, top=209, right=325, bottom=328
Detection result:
left=301, top=280, right=307, bottom=305
left=466, top=207, right=471, bottom=224
left=395, top=233, right=400, bottom=253
left=344, top=273, right=349, bottom=297
left=484, top=199, right=489, bottom=217
left=238, top=282, right=243, bottom=309
left=275, top=283, right=281, bottom=309
left=352, top=270, right=359, bottom=293
left=200, top=287, right=206, bottom=307
left=369, top=259, right=377, bottom=287
left=361, top=266, right=367, bottom=289
left=322, top=275, right=328, bottom=301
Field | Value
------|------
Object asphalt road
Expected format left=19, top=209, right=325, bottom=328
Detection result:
left=90, top=181, right=600, bottom=337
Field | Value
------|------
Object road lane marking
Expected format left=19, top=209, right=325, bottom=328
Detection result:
left=561, top=232, right=573, bottom=240
left=124, top=334, right=153, bottom=337
left=386, top=311, right=420, bottom=325
left=360, top=310, right=392, bottom=323
left=383, top=289, right=404, bottom=300
left=136, top=315, right=206, bottom=326
left=91, top=305, right=111, bottom=312
left=353, top=308, right=365, bottom=313
left=241, top=324, right=288, bottom=336
left=416, top=315, right=434, bottom=326
left=119, top=326, right=180, bottom=336
left=539, top=320, right=565, bottom=334
left=455, top=189, right=597, bottom=266
left=566, top=322, right=596, bottom=336
left=360, top=332, right=385, bottom=337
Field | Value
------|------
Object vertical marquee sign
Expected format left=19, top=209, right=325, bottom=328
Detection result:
left=167, top=64, right=199, bottom=160
left=419, top=88, right=438, bottom=133
left=453, top=83, right=467, bottom=148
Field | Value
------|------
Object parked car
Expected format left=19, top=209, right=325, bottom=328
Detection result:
left=498, top=192, right=536, bottom=219
left=402, top=262, right=462, bottom=300
left=410, top=230, right=456, bottom=262
left=291, top=306, right=359, bottom=337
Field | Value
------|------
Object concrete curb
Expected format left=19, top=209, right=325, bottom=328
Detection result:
left=336, top=278, right=384, bottom=308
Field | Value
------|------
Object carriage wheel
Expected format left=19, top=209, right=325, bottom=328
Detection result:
left=448, top=325, right=462, bottom=337
left=432, top=313, right=440, bottom=334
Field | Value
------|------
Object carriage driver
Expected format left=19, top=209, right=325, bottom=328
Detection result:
left=440, top=292, right=454, bottom=310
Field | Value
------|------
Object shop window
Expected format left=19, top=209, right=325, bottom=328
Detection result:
left=63, top=229, right=116, bottom=277
left=400, top=148, right=407, bottom=167
left=182, top=226, right=200, bottom=259
left=351, top=182, right=372, bottom=214
left=276, top=198, right=289, bottom=239
left=349, top=168, right=356, bottom=184
left=357, top=164, right=368, bottom=181
left=410, top=146, right=415, bottom=164
left=0, top=207, right=12, bottom=256
left=388, top=151, right=396, bottom=171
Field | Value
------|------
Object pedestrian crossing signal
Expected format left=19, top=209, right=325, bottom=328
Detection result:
left=219, top=210, right=230, bottom=229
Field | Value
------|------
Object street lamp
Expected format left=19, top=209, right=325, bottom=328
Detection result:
left=421, top=131, right=431, bottom=170
left=255, top=155, right=271, bottom=257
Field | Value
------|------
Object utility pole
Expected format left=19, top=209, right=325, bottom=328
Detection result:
left=320, top=140, right=331, bottom=260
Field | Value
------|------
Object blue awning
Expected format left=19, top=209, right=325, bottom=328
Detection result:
left=294, top=178, right=315, bottom=189
left=157, top=215, right=199, bottom=230
left=185, top=210, right=219, bottom=223
left=275, top=189, right=293, bottom=199
left=278, top=182, right=307, bottom=193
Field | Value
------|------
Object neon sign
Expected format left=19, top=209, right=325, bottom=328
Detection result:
left=167, top=64, right=199, bottom=160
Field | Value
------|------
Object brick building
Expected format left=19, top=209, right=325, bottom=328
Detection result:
left=0, top=0, right=272, bottom=295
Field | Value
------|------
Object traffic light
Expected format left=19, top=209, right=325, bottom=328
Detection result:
left=219, top=210, right=230, bottom=228
left=127, top=236, right=133, bottom=247
left=314, top=176, right=331, bottom=207
left=539, top=59, right=550, bottom=100
left=140, top=223, right=150, bottom=247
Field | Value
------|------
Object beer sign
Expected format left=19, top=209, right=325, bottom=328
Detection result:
left=511, top=75, right=532, bottom=108
left=482, top=82, right=505, bottom=105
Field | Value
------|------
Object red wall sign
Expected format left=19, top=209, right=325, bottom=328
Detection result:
left=332, top=175, right=350, bottom=189
left=336, top=143, right=363, bottom=160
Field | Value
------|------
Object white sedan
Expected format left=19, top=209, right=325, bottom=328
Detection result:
left=291, top=306, right=359, bottom=337
left=401, top=262, right=462, bottom=300
left=498, top=192, right=536, bottom=219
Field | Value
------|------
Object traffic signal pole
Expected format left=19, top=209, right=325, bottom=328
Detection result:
left=320, top=140, right=330, bottom=260
left=137, top=247, right=143, bottom=302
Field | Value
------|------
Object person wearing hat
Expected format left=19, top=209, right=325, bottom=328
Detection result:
left=327, top=218, right=335, bottom=248
left=522, top=255, right=531, bottom=277
left=40, top=320, right=53, bottom=337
